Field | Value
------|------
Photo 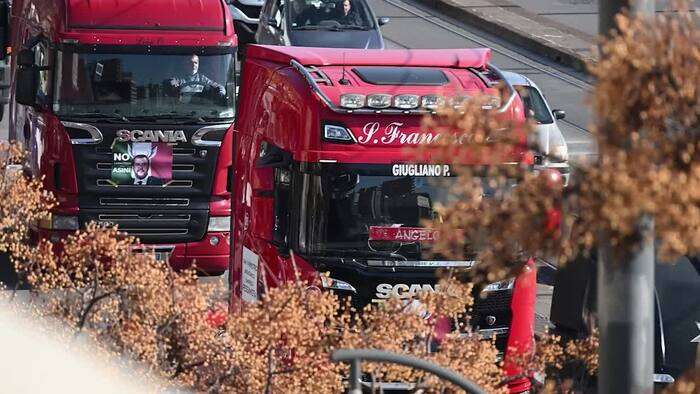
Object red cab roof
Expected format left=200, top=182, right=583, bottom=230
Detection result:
left=67, top=0, right=226, bottom=31
left=246, top=45, right=492, bottom=69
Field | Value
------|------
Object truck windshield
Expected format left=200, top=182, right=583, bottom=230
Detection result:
left=295, top=164, right=480, bottom=261
left=54, top=51, right=235, bottom=119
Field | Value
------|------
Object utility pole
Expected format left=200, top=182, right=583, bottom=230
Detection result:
left=598, top=2, right=655, bottom=393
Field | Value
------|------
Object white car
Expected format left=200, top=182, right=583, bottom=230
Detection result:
left=502, top=71, right=570, bottom=185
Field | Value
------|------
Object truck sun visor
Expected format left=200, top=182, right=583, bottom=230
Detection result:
left=352, top=67, right=449, bottom=86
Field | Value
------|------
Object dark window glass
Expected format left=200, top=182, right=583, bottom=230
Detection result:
left=515, top=85, right=553, bottom=124
left=54, top=51, right=235, bottom=119
left=352, top=67, right=449, bottom=86
left=292, top=164, right=516, bottom=261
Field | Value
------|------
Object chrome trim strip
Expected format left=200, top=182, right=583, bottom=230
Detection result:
left=460, top=327, right=509, bottom=339
left=99, top=197, right=190, bottom=207
left=485, top=65, right=518, bottom=114
left=61, top=121, right=103, bottom=145
left=192, top=124, right=230, bottom=147
left=366, top=260, right=475, bottom=268
left=653, top=374, right=675, bottom=383
left=131, top=245, right=175, bottom=254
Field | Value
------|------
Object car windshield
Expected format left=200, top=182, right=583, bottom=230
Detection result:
left=514, top=85, right=553, bottom=125
left=289, top=0, right=374, bottom=30
left=54, top=50, right=236, bottom=120
left=294, top=164, right=512, bottom=261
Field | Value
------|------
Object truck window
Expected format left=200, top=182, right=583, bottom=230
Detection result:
left=514, top=85, right=553, bottom=125
left=53, top=50, right=236, bottom=120
left=33, top=40, right=51, bottom=105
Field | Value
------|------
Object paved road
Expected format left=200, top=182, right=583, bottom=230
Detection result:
left=371, top=0, right=596, bottom=164
left=507, top=0, right=700, bottom=38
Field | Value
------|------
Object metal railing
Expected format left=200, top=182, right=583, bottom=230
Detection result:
left=330, top=349, right=486, bottom=394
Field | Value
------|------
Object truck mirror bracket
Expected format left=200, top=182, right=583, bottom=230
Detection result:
left=256, top=141, right=292, bottom=168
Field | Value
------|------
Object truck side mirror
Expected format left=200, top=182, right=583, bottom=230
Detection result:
left=378, top=16, right=390, bottom=26
left=0, top=1, right=8, bottom=61
left=552, top=109, right=566, bottom=120
left=15, top=49, right=39, bottom=107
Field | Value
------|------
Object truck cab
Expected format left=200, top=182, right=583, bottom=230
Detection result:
left=231, top=45, right=532, bottom=357
left=4, top=0, right=238, bottom=274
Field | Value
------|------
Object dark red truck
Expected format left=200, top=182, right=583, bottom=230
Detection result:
left=4, top=0, right=238, bottom=274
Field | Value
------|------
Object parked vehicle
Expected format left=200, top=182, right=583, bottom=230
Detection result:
left=231, top=44, right=537, bottom=392
left=1, top=0, right=238, bottom=275
left=502, top=71, right=570, bottom=185
left=255, top=0, right=389, bottom=48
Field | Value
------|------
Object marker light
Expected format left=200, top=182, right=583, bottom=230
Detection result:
left=421, top=95, right=445, bottom=110
left=339, top=94, right=365, bottom=109
left=451, top=95, right=471, bottom=107
left=393, top=94, right=420, bottom=109
left=366, top=94, right=392, bottom=108
left=482, top=95, right=501, bottom=109
left=324, top=124, right=354, bottom=142
left=208, top=216, right=231, bottom=232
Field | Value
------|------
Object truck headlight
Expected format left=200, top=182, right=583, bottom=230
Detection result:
left=393, top=94, right=419, bottom=109
left=366, top=94, right=392, bottom=109
left=421, top=95, right=445, bottom=110
left=324, top=124, right=354, bottom=142
left=208, top=216, right=231, bottom=232
left=39, top=215, right=79, bottom=231
left=339, top=94, right=365, bottom=109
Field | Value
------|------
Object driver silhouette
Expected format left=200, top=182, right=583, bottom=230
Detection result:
left=168, top=54, right=225, bottom=99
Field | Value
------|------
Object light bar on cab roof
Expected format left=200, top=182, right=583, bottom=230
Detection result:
left=290, top=59, right=518, bottom=115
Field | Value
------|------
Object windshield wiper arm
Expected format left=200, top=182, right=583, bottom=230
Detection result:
left=292, top=25, right=324, bottom=30
left=68, top=112, right=130, bottom=122
left=338, top=25, right=370, bottom=30
left=129, top=114, right=206, bottom=124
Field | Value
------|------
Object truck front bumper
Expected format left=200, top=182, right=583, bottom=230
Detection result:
left=37, top=229, right=230, bottom=275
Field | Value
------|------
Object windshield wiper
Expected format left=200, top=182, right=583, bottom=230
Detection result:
left=292, top=25, right=325, bottom=30
left=338, top=25, right=370, bottom=30
left=128, top=114, right=206, bottom=124
left=319, top=248, right=407, bottom=261
left=67, top=112, right=130, bottom=122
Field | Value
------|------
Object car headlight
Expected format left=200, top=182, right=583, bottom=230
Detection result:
left=38, top=215, right=79, bottom=231
left=208, top=216, right=231, bottom=232
left=550, top=143, right=569, bottom=162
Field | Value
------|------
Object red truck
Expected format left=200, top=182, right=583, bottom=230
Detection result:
left=2, top=0, right=237, bottom=274
left=231, top=45, right=536, bottom=391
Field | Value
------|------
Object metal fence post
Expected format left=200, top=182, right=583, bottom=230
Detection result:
left=598, top=3, right=655, bottom=393
left=348, top=358, right=362, bottom=394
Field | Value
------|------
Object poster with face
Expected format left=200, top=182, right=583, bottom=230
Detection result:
left=111, top=141, right=173, bottom=186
